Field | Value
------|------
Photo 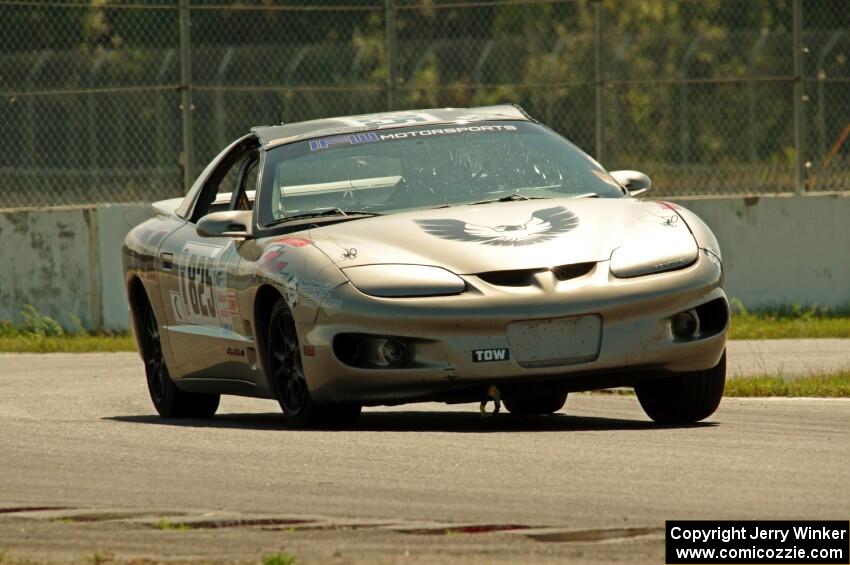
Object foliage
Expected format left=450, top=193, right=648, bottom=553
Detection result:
left=1, top=303, right=849, bottom=353
left=262, top=553, right=298, bottom=565
left=0, top=305, right=76, bottom=338
left=152, top=518, right=191, bottom=531
left=5, top=0, right=850, bottom=206
left=86, top=550, right=113, bottom=565
left=0, top=305, right=135, bottom=353
left=18, top=304, right=65, bottom=338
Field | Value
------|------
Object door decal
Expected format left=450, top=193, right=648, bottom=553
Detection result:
left=177, top=242, right=222, bottom=325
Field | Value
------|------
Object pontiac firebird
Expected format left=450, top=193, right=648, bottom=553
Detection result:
left=123, top=105, right=729, bottom=427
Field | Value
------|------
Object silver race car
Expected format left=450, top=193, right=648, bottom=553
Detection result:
left=123, top=105, right=728, bottom=427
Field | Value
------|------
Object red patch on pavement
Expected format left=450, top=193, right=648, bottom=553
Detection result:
left=403, top=524, right=532, bottom=535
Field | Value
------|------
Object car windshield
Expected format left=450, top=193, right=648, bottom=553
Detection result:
left=258, top=120, right=624, bottom=226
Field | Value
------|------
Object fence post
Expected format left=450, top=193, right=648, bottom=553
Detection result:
left=594, top=0, right=605, bottom=163
left=385, top=0, right=398, bottom=111
left=792, top=0, right=805, bottom=194
left=179, top=0, right=195, bottom=193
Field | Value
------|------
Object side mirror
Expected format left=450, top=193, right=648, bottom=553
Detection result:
left=196, top=210, right=253, bottom=239
left=610, top=170, right=652, bottom=197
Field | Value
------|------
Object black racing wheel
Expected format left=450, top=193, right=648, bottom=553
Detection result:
left=139, top=294, right=219, bottom=418
left=635, top=351, right=726, bottom=424
left=267, top=299, right=361, bottom=428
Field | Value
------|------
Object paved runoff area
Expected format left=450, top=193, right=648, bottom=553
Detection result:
left=727, top=339, right=850, bottom=377
left=0, top=349, right=848, bottom=564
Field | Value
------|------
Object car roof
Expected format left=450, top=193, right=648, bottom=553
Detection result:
left=251, top=104, right=534, bottom=149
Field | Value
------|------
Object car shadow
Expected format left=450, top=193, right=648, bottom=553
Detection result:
left=106, top=411, right=716, bottom=433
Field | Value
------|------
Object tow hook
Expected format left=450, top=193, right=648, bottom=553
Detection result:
left=479, top=385, right=502, bottom=417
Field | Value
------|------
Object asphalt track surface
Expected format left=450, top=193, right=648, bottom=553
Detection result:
left=1, top=348, right=849, bottom=564
left=726, top=338, right=850, bottom=376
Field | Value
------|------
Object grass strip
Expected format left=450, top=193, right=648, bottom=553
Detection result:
left=1, top=331, right=848, bottom=397
left=594, top=372, right=850, bottom=398
left=3, top=299, right=850, bottom=355
left=724, top=372, right=850, bottom=397
left=0, top=335, right=135, bottom=353
left=730, top=313, right=850, bottom=340
left=1, top=313, right=850, bottom=353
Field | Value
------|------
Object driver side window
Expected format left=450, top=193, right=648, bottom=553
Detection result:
left=236, top=157, right=259, bottom=211
left=192, top=146, right=258, bottom=221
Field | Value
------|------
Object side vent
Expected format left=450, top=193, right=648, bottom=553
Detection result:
left=552, top=262, right=595, bottom=281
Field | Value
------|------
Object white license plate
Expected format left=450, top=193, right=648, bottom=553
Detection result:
left=506, top=315, right=602, bottom=368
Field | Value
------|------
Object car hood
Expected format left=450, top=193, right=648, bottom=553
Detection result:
left=307, top=198, right=695, bottom=274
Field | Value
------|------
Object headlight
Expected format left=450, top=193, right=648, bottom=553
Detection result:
left=610, top=232, right=698, bottom=278
left=342, top=264, right=466, bottom=297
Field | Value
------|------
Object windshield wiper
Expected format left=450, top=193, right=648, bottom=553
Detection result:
left=571, top=192, right=600, bottom=199
left=470, top=194, right=546, bottom=205
left=267, top=208, right=382, bottom=226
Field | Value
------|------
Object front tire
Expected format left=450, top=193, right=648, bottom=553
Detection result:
left=267, top=299, right=361, bottom=428
left=635, top=351, right=726, bottom=424
left=504, top=391, right=568, bottom=415
left=139, top=294, right=220, bottom=418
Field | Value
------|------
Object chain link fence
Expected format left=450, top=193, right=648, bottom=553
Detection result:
left=1, top=0, right=849, bottom=208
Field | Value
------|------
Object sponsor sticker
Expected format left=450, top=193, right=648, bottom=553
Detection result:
left=377, top=124, right=516, bottom=141
left=283, top=273, right=298, bottom=309
left=217, top=290, right=239, bottom=319
left=305, top=123, right=519, bottom=151
left=338, top=112, right=439, bottom=129
left=259, top=247, right=288, bottom=272
left=300, top=280, right=339, bottom=305
left=309, top=132, right=379, bottom=151
left=275, top=236, right=312, bottom=248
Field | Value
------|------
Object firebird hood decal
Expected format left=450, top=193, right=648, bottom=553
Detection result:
left=307, top=198, right=695, bottom=274
left=415, top=206, right=579, bottom=246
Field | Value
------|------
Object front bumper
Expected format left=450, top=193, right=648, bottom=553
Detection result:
left=301, top=251, right=727, bottom=405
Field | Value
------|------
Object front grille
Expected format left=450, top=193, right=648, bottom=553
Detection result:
left=477, top=262, right=595, bottom=287
left=477, top=268, right=543, bottom=287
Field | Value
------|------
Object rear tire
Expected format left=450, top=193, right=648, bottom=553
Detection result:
left=267, top=299, right=361, bottom=428
left=635, top=351, right=726, bottom=424
left=139, top=293, right=220, bottom=418
left=504, top=391, right=568, bottom=415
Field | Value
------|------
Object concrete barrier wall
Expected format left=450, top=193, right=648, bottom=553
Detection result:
left=95, top=205, right=153, bottom=330
left=1, top=194, right=848, bottom=331
left=671, top=194, right=850, bottom=311
left=1, top=204, right=149, bottom=331
left=1, top=206, right=98, bottom=330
